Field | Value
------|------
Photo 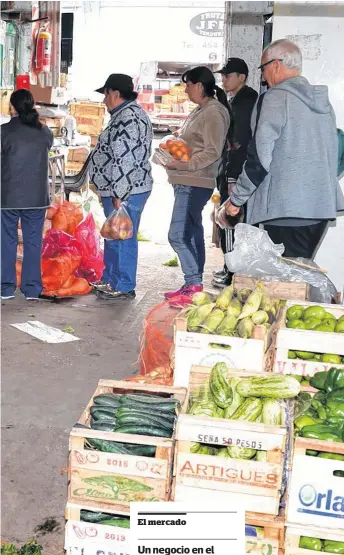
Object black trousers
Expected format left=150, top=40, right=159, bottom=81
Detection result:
left=264, top=221, right=328, bottom=259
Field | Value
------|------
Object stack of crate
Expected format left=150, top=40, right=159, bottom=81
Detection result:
left=70, top=101, right=106, bottom=150
left=66, top=379, right=185, bottom=554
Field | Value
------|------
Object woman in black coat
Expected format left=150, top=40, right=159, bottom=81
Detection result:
left=1, top=89, right=53, bottom=300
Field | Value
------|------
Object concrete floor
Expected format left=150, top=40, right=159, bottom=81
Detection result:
left=1, top=155, right=222, bottom=552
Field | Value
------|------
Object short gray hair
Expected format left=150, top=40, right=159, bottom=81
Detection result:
left=264, top=39, right=302, bottom=71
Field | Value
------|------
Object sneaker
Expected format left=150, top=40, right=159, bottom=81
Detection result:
left=211, top=273, right=233, bottom=290
left=96, top=288, right=136, bottom=300
left=25, top=294, right=52, bottom=301
left=1, top=295, right=15, bottom=300
left=213, top=268, right=227, bottom=278
left=90, top=280, right=110, bottom=291
left=164, top=284, right=203, bottom=300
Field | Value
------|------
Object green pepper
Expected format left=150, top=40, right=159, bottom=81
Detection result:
left=295, top=415, right=319, bottom=430
left=326, top=401, right=344, bottom=419
left=325, top=368, right=344, bottom=392
left=325, top=417, right=344, bottom=431
left=317, top=452, right=344, bottom=461
left=323, top=540, right=344, bottom=554
left=299, top=537, right=323, bottom=551
left=310, top=371, right=328, bottom=390
left=300, top=424, right=342, bottom=441
left=311, top=399, right=327, bottom=420
left=313, top=390, right=327, bottom=403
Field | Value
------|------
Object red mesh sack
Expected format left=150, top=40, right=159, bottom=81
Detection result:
left=52, top=201, right=83, bottom=236
left=139, top=300, right=179, bottom=377
left=42, top=228, right=82, bottom=260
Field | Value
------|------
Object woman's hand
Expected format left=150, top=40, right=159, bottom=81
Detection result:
left=166, top=160, right=189, bottom=171
left=225, top=200, right=240, bottom=216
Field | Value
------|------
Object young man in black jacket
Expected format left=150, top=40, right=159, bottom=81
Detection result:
left=213, top=58, right=258, bottom=288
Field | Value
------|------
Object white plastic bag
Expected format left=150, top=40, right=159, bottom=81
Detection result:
left=225, top=223, right=338, bottom=303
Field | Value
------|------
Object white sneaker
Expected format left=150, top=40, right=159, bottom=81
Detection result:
left=1, top=295, right=15, bottom=300
left=25, top=297, right=40, bottom=301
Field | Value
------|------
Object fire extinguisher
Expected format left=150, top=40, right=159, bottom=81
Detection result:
left=34, top=26, right=52, bottom=74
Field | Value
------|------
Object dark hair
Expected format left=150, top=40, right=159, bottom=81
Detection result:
left=106, top=87, right=138, bottom=102
left=182, top=66, right=235, bottom=146
left=10, top=89, right=42, bottom=129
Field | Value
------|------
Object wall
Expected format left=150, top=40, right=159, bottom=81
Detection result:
left=273, top=1, right=344, bottom=295
left=61, top=1, right=225, bottom=99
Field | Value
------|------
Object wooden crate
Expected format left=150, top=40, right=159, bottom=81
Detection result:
left=285, top=524, right=344, bottom=555
left=233, top=274, right=309, bottom=301
left=287, top=437, right=344, bottom=529
left=75, top=115, right=104, bottom=136
left=68, top=380, right=186, bottom=512
left=172, top=365, right=288, bottom=515
left=70, top=102, right=106, bottom=118
left=274, top=301, right=344, bottom=376
left=64, top=502, right=130, bottom=555
left=246, top=511, right=285, bottom=555
left=173, top=308, right=280, bottom=387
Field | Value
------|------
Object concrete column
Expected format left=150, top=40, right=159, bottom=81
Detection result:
left=224, top=1, right=272, bottom=92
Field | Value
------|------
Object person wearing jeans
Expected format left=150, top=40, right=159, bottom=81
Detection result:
left=168, top=185, right=213, bottom=286
left=164, top=67, right=232, bottom=303
left=89, top=73, right=153, bottom=299
left=101, top=193, right=150, bottom=293
left=1, top=89, right=53, bottom=300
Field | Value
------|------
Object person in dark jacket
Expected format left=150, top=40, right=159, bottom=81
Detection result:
left=212, top=58, right=258, bottom=288
left=1, top=89, right=53, bottom=300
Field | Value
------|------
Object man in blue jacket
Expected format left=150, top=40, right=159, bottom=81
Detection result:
left=226, top=39, right=344, bottom=259
left=89, top=74, right=153, bottom=299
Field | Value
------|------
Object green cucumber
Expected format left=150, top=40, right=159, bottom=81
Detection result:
left=93, top=394, right=122, bottom=408
left=231, top=398, right=262, bottom=422
left=90, top=406, right=117, bottom=421
left=120, top=393, right=178, bottom=405
left=116, top=412, right=174, bottom=431
left=86, top=438, right=134, bottom=454
left=90, top=420, right=116, bottom=431
left=262, top=399, right=282, bottom=425
left=114, top=424, right=172, bottom=438
left=236, top=375, right=300, bottom=399
left=116, top=407, right=176, bottom=422
left=122, top=444, right=156, bottom=457
left=80, top=510, right=119, bottom=523
left=119, top=395, right=179, bottom=412
left=100, top=519, right=130, bottom=528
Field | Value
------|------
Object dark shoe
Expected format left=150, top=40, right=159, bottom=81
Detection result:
left=211, top=274, right=233, bottom=289
left=213, top=268, right=227, bottom=278
left=96, top=288, right=136, bottom=300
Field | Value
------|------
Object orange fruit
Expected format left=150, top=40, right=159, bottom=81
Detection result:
left=173, top=149, right=184, bottom=160
left=174, top=140, right=185, bottom=148
left=169, top=144, right=179, bottom=154
left=159, top=143, right=169, bottom=150
left=181, top=153, right=190, bottom=162
left=166, top=140, right=175, bottom=148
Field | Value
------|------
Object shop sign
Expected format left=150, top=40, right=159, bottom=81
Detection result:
left=190, top=12, right=224, bottom=38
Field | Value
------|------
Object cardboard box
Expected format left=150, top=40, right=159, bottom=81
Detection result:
left=70, top=102, right=106, bottom=118
left=75, top=115, right=104, bottom=136
left=31, top=85, right=67, bottom=105
left=67, top=148, right=89, bottom=164
left=1, top=88, right=13, bottom=115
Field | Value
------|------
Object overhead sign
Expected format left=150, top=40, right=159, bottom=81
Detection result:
left=190, top=12, right=224, bottom=38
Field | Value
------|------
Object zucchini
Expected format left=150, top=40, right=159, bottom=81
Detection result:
left=93, top=394, right=122, bottom=407
left=73, top=423, right=90, bottom=429
left=209, top=362, right=233, bottom=408
left=262, top=399, right=282, bottom=425
left=90, top=406, right=117, bottom=421
left=231, top=398, right=262, bottom=422
left=90, top=420, right=116, bottom=431
left=119, top=395, right=179, bottom=412
left=122, top=444, right=156, bottom=457
left=120, top=393, right=178, bottom=405
left=236, top=375, right=300, bottom=399
left=114, top=424, right=172, bottom=438
left=223, top=378, right=242, bottom=418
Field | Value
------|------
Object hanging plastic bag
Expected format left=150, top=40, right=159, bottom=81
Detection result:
left=101, top=204, right=133, bottom=240
left=74, top=213, right=104, bottom=281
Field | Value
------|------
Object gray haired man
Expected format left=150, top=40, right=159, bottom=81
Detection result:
left=226, top=39, right=344, bottom=258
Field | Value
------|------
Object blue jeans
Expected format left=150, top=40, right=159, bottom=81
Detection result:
left=168, top=185, right=213, bottom=286
left=101, top=193, right=150, bottom=292
left=1, top=209, right=46, bottom=298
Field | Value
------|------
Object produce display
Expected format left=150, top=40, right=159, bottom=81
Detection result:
left=80, top=510, right=130, bottom=528
left=299, top=536, right=344, bottom=553
left=286, top=305, right=344, bottom=333
left=185, top=284, right=280, bottom=337
left=158, top=137, right=191, bottom=161
left=74, top=392, right=180, bottom=455
left=294, top=368, right=344, bottom=443
left=288, top=350, right=344, bottom=364
left=187, top=363, right=300, bottom=460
